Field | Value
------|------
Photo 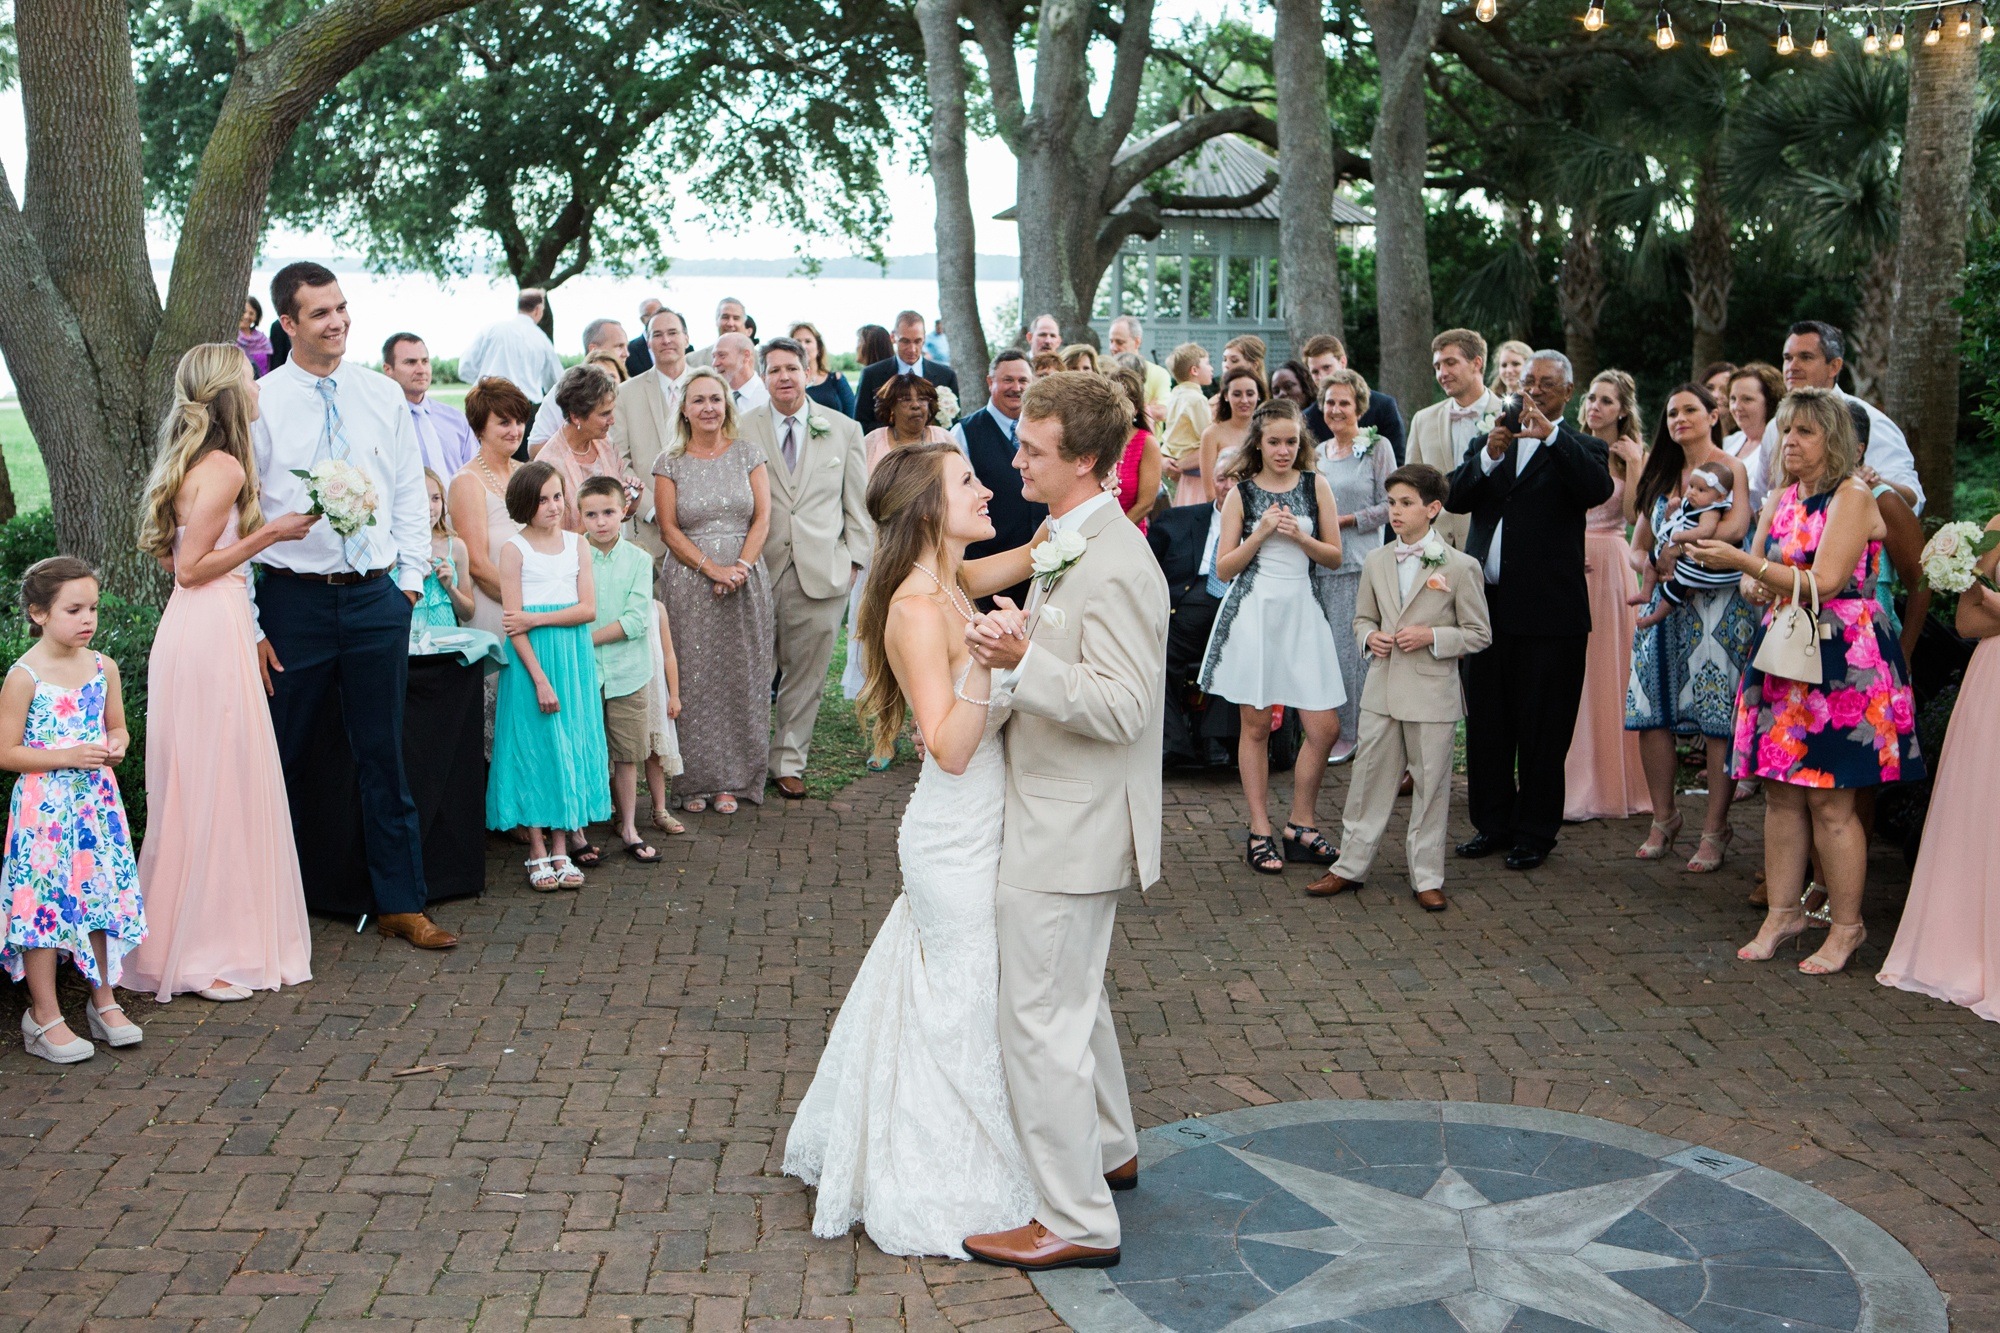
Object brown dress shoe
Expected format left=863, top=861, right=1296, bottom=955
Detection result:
left=964, top=1221, right=1119, bottom=1271
left=1398, top=771, right=1415, bottom=796
left=377, top=913, right=458, bottom=949
left=774, top=776, right=806, bottom=799
left=1414, top=889, right=1448, bottom=912
left=1105, top=1156, right=1138, bottom=1191
left=1305, top=872, right=1360, bottom=898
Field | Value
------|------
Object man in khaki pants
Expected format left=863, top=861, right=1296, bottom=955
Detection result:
left=739, top=337, right=870, bottom=796
left=962, top=373, right=1169, bottom=1271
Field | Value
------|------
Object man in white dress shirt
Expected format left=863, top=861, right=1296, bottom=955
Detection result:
left=610, top=307, right=691, bottom=560
left=457, top=289, right=565, bottom=398
left=252, top=262, right=457, bottom=952
left=688, top=296, right=748, bottom=369
left=1404, top=329, right=1498, bottom=550
left=1779, top=320, right=1924, bottom=512
left=382, top=333, right=476, bottom=481
left=737, top=338, right=870, bottom=798
left=711, top=332, right=769, bottom=414
left=527, top=317, right=629, bottom=449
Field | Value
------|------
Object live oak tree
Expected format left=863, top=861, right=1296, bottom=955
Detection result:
left=0, top=0, right=485, bottom=598
left=137, top=0, right=919, bottom=295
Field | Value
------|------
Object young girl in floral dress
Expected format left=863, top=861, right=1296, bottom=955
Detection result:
left=0, top=557, right=146, bottom=1062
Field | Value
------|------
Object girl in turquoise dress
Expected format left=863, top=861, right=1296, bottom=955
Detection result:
left=0, top=558, right=145, bottom=1062
left=487, top=462, right=611, bottom=890
left=418, top=469, right=474, bottom=629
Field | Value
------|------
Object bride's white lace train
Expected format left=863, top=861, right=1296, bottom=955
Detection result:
left=782, top=728, right=1037, bottom=1258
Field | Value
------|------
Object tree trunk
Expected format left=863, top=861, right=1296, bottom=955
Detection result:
left=1885, top=32, right=1980, bottom=517
left=1362, top=0, right=1442, bottom=413
left=0, top=0, right=480, bottom=601
left=1686, top=149, right=1732, bottom=375
left=1558, top=204, right=1606, bottom=388
left=917, top=0, right=990, bottom=408
left=1273, top=0, right=1342, bottom=348
left=1848, top=243, right=1897, bottom=406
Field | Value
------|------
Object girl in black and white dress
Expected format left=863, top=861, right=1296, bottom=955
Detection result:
left=1199, top=400, right=1347, bottom=875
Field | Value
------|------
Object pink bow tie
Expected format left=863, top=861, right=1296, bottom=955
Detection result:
left=1448, top=405, right=1482, bottom=421
left=1394, top=544, right=1425, bottom=562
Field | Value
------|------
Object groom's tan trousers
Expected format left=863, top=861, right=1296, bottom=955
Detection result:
left=995, top=882, right=1138, bottom=1250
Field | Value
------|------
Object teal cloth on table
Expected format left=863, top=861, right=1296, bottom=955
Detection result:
left=486, top=603, right=612, bottom=830
left=589, top=536, right=655, bottom=699
left=408, top=623, right=508, bottom=673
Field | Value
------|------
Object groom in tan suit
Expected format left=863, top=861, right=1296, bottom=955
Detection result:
left=962, top=373, right=1169, bottom=1271
left=740, top=337, right=871, bottom=796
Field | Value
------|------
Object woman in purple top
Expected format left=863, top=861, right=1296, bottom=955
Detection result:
left=236, top=298, right=273, bottom=377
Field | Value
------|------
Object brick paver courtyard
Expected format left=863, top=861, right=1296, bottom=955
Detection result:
left=3, top=761, right=1997, bottom=1331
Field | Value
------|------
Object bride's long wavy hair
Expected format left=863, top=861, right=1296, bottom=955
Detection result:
left=855, top=443, right=960, bottom=758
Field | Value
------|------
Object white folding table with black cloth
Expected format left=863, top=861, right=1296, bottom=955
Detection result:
left=296, top=632, right=504, bottom=919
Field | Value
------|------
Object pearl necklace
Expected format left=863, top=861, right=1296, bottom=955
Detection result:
left=912, top=563, right=977, bottom=623
left=475, top=452, right=513, bottom=497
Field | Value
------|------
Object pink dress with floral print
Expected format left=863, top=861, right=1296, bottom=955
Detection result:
left=1727, top=483, right=1924, bottom=789
left=0, top=655, right=144, bottom=985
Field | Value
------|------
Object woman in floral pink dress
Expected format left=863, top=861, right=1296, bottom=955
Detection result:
left=1689, top=388, right=1922, bottom=978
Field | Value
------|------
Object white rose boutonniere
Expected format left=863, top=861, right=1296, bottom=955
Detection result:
left=1475, top=411, right=1499, bottom=436
left=934, top=385, right=960, bottom=428
left=1030, top=528, right=1088, bottom=595
left=1418, top=535, right=1451, bottom=591
left=1351, top=425, right=1382, bottom=460
left=806, top=413, right=830, bottom=438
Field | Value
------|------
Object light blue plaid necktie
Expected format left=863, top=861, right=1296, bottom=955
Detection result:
left=314, top=377, right=373, bottom=572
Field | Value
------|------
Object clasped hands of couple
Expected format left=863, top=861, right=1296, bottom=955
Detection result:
left=963, top=597, right=1033, bottom=671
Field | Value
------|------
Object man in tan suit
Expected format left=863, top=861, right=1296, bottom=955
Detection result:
left=610, top=307, right=690, bottom=560
left=1308, top=463, right=1491, bottom=910
left=962, top=373, right=1168, bottom=1271
left=741, top=336, right=870, bottom=797
left=1403, top=328, right=1499, bottom=551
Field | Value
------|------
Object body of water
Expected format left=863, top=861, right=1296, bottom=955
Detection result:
left=0, top=269, right=1020, bottom=398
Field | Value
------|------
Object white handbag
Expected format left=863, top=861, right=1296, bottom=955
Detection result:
left=1751, top=566, right=1826, bottom=685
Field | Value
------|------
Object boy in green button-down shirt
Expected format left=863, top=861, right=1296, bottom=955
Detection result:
left=581, top=476, right=671, bottom=861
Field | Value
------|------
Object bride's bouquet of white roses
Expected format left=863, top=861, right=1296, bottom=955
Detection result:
left=933, top=385, right=961, bottom=428
left=290, top=459, right=380, bottom=539
left=1918, top=520, right=1999, bottom=594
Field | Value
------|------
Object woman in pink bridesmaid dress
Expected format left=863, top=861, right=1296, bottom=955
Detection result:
left=124, top=344, right=317, bottom=1003
left=1564, top=370, right=1652, bottom=822
left=1878, top=516, right=2000, bottom=1021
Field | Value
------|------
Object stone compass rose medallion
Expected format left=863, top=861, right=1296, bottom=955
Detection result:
left=1030, top=1101, right=1945, bottom=1333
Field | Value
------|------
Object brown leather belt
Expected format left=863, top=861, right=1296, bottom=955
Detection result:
left=265, top=566, right=391, bottom=586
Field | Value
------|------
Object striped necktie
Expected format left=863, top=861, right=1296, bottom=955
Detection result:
left=315, top=377, right=374, bottom=572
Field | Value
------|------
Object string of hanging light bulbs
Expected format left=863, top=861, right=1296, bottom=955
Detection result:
left=1470, top=0, right=1994, bottom=54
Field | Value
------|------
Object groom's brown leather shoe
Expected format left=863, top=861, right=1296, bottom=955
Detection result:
left=964, top=1222, right=1119, bottom=1270
left=1105, top=1157, right=1138, bottom=1191
left=377, top=913, right=458, bottom=949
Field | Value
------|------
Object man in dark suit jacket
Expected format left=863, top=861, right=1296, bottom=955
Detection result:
left=1301, top=333, right=1407, bottom=462
left=855, top=309, right=960, bottom=434
left=954, top=350, right=1039, bottom=608
left=626, top=296, right=664, bottom=375
left=1445, top=349, right=1614, bottom=871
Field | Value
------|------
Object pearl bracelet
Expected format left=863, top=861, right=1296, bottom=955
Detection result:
left=953, top=680, right=991, bottom=707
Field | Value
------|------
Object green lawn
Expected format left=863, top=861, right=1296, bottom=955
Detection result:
left=0, top=406, right=50, bottom=515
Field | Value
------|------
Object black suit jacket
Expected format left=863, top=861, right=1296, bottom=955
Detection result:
left=627, top=334, right=653, bottom=376
left=854, top=357, right=960, bottom=434
left=1445, top=422, right=1613, bottom=638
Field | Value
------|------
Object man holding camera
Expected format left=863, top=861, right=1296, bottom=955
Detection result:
left=1445, top=350, right=1613, bottom=872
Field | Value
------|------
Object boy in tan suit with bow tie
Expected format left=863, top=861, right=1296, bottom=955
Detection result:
left=1308, top=464, right=1491, bottom=910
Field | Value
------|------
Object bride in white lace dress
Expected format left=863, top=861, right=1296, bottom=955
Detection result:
left=783, top=442, right=1044, bottom=1258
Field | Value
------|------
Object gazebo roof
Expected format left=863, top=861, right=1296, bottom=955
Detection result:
left=995, top=131, right=1374, bottom=225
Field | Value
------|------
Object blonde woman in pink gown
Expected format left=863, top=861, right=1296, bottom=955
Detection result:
left=1878, top=521, right=2000, bottom=1021
left=1564, top=370, right=1651, bottom=822
left=125, top=343, right=315, bottom=1002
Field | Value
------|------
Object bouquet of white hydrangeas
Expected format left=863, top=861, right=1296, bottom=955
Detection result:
left=291, top=460, right=380, bottom=539
left=1918, top=520, right=1999, bottom=593
left=933, top=385, right=960, bottom=428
